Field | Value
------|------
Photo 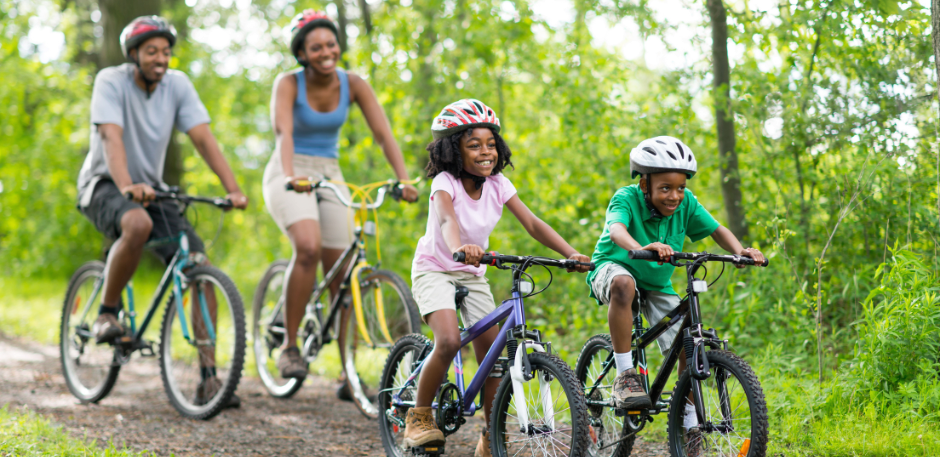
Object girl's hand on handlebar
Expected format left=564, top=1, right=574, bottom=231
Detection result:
left=567, top=253, right=592, bottom=273
left=122, top=183, right=156, bottom=207
left=225, top=191, right=249, bottom=210
left=738, top=247, right=765, bottom=269
left=642, top=242, right=674, bottom=265
left=286, top=176, right=313, bottom=193
left=455, top=244, right=485, bottom=267
left=400, top=184, right=419, bottom=203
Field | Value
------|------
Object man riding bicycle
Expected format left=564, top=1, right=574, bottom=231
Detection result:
left=76, top=16, right=248, bottom=403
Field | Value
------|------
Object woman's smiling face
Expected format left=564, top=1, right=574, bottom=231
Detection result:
left=299, top=27, right=340, bottom=74
left=460, top=128, right=498, bottom=177
left=641, top=172, right=687, bottom=216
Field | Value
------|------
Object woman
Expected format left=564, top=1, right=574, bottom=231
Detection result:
left=262, top=10, right=418, bottom=379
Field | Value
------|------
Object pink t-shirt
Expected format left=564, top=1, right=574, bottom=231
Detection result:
left=412, top=171, right=517, bottom=276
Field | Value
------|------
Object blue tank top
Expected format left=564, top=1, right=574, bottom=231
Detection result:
left=292, top=68, right=350, bottom=158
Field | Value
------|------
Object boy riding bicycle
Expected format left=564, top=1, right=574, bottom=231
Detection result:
left=586, top=136, right=765, bottom=429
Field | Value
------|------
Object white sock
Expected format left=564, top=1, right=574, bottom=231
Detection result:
left=683, top=403, right=698, bottom=428
left=614, top=352, right=633, bottom=375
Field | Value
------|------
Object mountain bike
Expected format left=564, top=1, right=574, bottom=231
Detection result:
left=61, top=191, right=245, bottom=420
left=574, top=251, right=769, bottom=457
left=252, top=178, right=421, bottom=419
left=378, top=251, right=594, bottom=457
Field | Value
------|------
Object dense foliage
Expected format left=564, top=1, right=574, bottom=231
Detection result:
left=2, top=0, right=939, bottom=453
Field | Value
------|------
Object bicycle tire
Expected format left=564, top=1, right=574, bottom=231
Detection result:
left=251, top=259, right=306, bottom=398
left=339, top=269, right=421, bottom=419
left=159, top=265, right=246, bottom=420
left=574, top=334, right=635, bottom=457
left=60, top=261, right=121, bottom=403
left=378, top=333, right=433, bottom=457
left=490, top=351, right=591, bottom=457
left=667, top=350, right=768, bottom=457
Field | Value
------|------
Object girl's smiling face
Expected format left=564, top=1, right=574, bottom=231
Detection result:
left=640, top=172, right=687, bottom=216
left=460, top=128, right=498, bottom=176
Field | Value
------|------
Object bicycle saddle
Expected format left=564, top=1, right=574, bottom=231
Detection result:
left=454, top=286, right=469, bottom=310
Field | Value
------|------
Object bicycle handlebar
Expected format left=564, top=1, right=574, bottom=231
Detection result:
left=453, top=251, right=596, bottom=271
left=285, top=179, right=403, bottom=209
left=628, top=250, right=769, bottom=267
left=125, top=190, right=233, bottom=209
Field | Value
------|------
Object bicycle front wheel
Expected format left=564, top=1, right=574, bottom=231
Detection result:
left=60, top=261, right=120, bottom=403
left=159, top=266, right=245, bottom=420
left=574, top=334, right=634, bottom=457
left=490, top=352, right=591, bottom=457
left=339, top=269, right=421, bottom=419
left=667, top=350, right=768, bottom=457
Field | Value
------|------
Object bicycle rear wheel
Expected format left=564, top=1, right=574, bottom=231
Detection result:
left=251, top=260, right=305, bottom=398
left=378, top=334, right=433, bottom=457
left=159, top=266, right=245, bottom=420
left=339, top=269, right=421, bottom=419
left=574, top=334, right=635, bottom=457
left=667, top=350, right=768, bottom=457
left=60, top=261, right=120, bottom=403
left=490, top=352, right=591, bottom=457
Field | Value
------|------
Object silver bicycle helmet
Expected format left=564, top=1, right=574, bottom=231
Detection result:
left=629, top=136, right=697, bottom=179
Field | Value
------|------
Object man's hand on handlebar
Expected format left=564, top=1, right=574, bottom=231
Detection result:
left=641, top=242, right=674, bottom=265
left=455, top=244, right=485, bottom=267
left=400, top=184, right=419, bottom=203
left=225, top=191, right=249, bottom=210
left=737, top=247, right=766, bottom=269
left=567, top=252, right=592, bottom=273
left=122, top=183, right=156, bottom=207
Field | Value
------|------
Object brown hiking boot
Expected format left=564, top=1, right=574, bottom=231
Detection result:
left=610, top=368, right=652, bottom=409
left=278, top=346, right=307, bottom=379
left=402, top=406, right=445, bottom=448
left=93, top=313, right=124, bottom=344
left=474, top=427, right=492, bottom=457
left=193, top=376, right=241, bottom=409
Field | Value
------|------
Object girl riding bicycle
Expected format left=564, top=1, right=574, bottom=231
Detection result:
left=403, top=99, right=591, bottom=456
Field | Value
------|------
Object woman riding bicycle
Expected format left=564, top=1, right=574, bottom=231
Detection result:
left=262, top=10, right=418, bottom=380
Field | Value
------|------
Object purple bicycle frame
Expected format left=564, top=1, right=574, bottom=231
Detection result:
left=394, top=290, right=527, bottom=416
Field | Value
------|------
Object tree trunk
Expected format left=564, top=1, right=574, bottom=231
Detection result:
left=358, top=0, right=373, bottom=36
left=334, top=0, right=349, bottom=55
left=932, top=0, right=940, bottom=231
left=98, top=0, right=162, bottom=69
left=706, top=0, right=748, bottom=240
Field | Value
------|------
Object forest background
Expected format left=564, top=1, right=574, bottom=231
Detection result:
left=2, top=0, right=940, bottom=454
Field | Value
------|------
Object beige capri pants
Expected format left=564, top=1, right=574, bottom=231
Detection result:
left=262, top=152, right=355, bottom=249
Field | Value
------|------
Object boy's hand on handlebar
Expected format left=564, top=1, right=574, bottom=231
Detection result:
left=455, top=244, right=485, bottom=267
left=122, top=183, right=156, bottom=207
left=567, top=253, right=592, bottom=273
left=737, top=247, right=765, bottom=269
left=225, top=191, right=249, bottom=210
left=642, top=242, right=674, bottom=265
left=400, top=184, right=419, bottom=203
left=286, top=176, right=313, bottom=193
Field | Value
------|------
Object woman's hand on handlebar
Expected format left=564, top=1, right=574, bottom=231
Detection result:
left=225, top=191, right=249, bottom=211
left=400, top=184, right=419, bottom=203
left=737, top=247, right=766, bottom=269
left=286, top=176, right=314, bottom=193
left=122, top=183, right=156, bottom=207
left=455, top=244, right=485, bottom=267
left=566, top=252, right=592, bottom=273
left=642, top=242, right=674, bottom=265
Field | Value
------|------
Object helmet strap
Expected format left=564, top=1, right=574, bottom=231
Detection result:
left=461, top=169, right=488, bottom=190
left=643, top=175, right=665, bottom=219
left=131, top=54, right=156, bottom=99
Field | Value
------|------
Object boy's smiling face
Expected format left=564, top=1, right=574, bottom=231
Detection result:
left=640, top=172, right=687, bottom=217
left=460, top=128, right=498, bottom=177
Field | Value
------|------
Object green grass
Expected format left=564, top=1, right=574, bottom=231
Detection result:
left=0, top=406, right=148, bottom=456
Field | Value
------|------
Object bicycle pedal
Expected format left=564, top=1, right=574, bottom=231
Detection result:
left=615, top=408, right=647, bottom=417
left=139, top=341, right=156, bottom=357
left=410, top=445, right=445, bottom=456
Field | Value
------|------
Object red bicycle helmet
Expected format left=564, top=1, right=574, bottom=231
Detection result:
left=431, top=99, right=501, bottom=140
left=120, top=16, right=177, bottom=60
left=289, top=10, right=339, bottom=64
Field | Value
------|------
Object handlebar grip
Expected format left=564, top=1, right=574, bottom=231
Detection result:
left=452, top=252, right=495, bottom=264
left=453, top=252, right=465, bottom=262
left=285, top=180, right=313, bottom=192
left=390, top=183, right=404, bottom=202
left=628, top=250, right=660, bottom=260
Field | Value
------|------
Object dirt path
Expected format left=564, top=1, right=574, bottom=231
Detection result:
left=0, top=334, right=668, bottom=456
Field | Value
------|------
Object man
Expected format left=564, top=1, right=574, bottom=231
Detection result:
left=76, top=16, right=248, bottom=404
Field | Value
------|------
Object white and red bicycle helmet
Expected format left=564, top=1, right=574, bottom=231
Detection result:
left=120, top=16, right=177, bottom=61
left=629, top=136, right=698, bottom=179
left=431, top=99, right=501, bottom=140
left=289, top=10, right=339, bottom=65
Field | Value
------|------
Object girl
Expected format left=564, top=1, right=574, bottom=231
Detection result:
left=403, top=99, right=590, bottom=456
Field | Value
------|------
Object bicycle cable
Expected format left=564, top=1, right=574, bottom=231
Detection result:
left=519, top=257, right=554, bottom=299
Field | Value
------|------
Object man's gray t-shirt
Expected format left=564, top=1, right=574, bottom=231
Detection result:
left=77, top=63, right=210, bottom=204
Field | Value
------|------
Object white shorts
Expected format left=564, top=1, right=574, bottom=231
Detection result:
left=590, top=262, right=681, bottom=354
left=411, top=270, right=497, bottom=327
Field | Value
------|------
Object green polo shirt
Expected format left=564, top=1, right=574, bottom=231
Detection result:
left=586, top=185, right=720, bottom=297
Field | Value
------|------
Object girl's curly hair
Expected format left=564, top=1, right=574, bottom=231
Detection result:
left=424, top=128, right=514, bottom=179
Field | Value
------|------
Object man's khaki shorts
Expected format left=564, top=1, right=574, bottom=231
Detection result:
left=262, top=152, right=354, bottom=249
left=411, top=270, right=497, bottom=327
left=591, top=262, right=681, bottom=354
